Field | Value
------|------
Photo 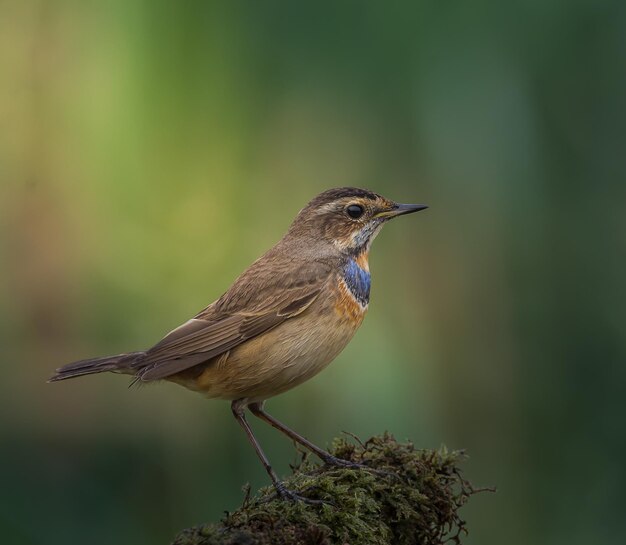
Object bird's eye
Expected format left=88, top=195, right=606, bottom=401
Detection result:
left=346, top=204, right=364, bottom=219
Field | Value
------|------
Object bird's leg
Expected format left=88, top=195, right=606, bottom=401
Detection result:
left=230, top=400, right=323, bottom=504
left=248, top=401, right=367, bottom=469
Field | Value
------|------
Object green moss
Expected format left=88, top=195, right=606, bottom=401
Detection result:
left=172, top=433, right=484, bottom=545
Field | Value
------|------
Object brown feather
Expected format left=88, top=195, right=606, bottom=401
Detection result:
left=134, top=260, right=329, bottom=381
left=50, top=187, right=423, bottom=399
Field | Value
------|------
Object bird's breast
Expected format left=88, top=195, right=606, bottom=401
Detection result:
left=338, top=254, right=371, bottom=311
left=169, top=256, right=372, bottom=402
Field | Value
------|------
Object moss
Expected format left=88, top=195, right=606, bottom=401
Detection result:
left=171, top=433, right=485, bottom=545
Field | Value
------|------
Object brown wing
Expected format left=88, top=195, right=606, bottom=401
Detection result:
left=134, top=256, right=333, bottom=381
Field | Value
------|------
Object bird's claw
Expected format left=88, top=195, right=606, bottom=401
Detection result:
left=321, top=455, right=398, bottom=479
left=273, top=482, right=328, bottom=505
left=321, top=455, right=369, bottom=469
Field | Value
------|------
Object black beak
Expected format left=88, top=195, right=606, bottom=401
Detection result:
left=377, top=203, right=429, bottom=219
left=394, top=203, right=428, bottom=216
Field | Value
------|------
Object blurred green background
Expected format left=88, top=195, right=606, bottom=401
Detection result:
left=1, top=1, right=625, bottom=544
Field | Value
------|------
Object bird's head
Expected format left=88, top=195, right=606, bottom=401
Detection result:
left=287, top=187, right=428, bottom=255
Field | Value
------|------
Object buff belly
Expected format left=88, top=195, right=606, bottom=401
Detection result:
left=168, top=281, right=366, bottom=402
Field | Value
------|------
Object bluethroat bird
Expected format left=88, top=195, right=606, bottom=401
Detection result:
left=49, top=187, right=427, bottom=501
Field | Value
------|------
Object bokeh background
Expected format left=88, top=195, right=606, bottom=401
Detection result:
left=1, top=1, right=625, bottom=544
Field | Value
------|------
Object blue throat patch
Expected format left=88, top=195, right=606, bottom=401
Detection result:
left=343, top=258, right=371, bottom=306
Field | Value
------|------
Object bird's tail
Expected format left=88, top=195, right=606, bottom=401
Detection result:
left=48, top=352, right=143, bottom=382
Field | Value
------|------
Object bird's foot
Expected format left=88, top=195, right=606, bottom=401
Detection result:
left=320, top=454, right=399, bottom=479
left=273, top=481, right=327, bottom=505
left=321, top=454, right=369, bottom=469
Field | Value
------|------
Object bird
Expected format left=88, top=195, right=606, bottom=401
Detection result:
left=49, top=187, right=427, bottom=501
